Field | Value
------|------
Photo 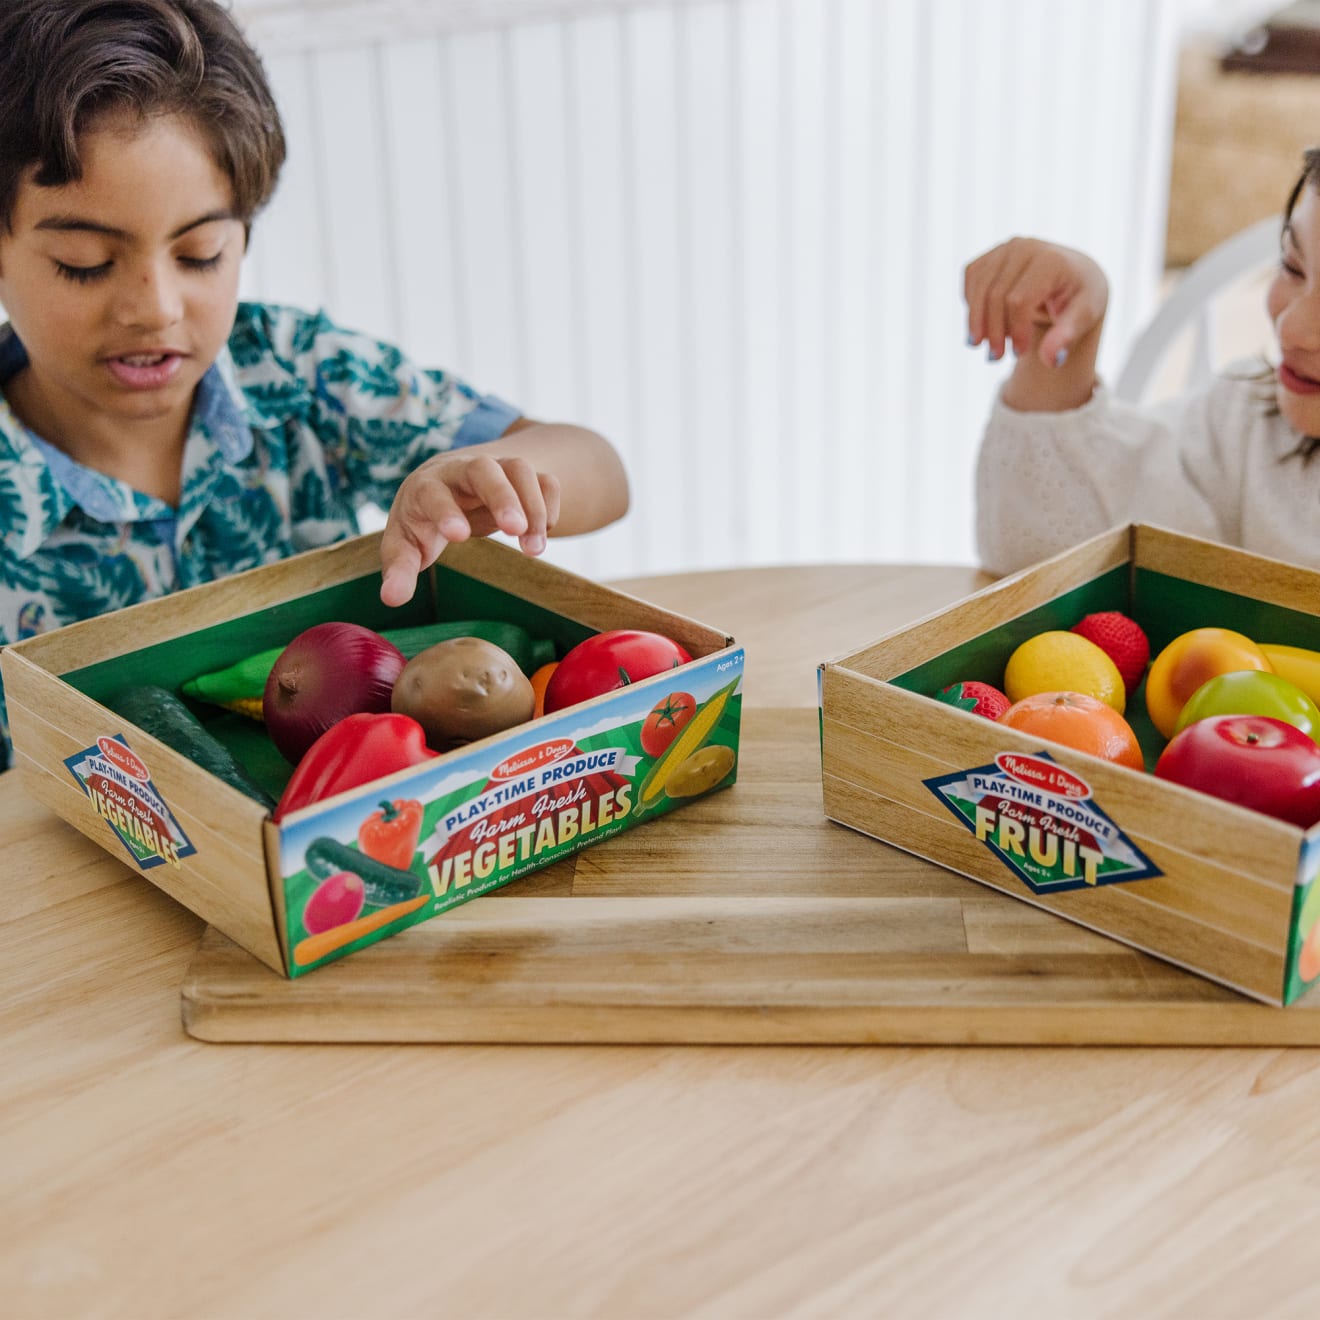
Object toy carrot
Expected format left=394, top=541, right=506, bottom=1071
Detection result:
left=293, top=893, right=429, bottom=966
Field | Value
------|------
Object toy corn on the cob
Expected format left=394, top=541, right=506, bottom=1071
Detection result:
left=181, top=646, right=285, bottom=719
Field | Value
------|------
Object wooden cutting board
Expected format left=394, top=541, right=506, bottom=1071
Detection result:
left=181, top=708, right=1320, bottom=1044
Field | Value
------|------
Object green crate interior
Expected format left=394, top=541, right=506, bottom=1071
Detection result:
left=60, top=564, right=598, bottom=800
left=890, top=563, right=1320, bottom=772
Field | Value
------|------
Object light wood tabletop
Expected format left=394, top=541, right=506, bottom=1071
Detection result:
left=9, top=562, right=1320, bottom=1319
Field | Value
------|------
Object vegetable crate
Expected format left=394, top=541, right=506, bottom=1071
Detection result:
left=3, top=534, right=743, bottom=977
left=819, top=525, right=1320, bottom=1007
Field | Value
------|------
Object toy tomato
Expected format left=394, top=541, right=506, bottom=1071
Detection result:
left=543, top=630, right=692, bottom=714
left=358, top=798, right=424, bottom=870
left=640, top=691, right=696, bottom=757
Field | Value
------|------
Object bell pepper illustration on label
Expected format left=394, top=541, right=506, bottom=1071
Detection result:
left=925, top=751, right=1161, bottom=894
left=358, top=798, right=424, bottom=870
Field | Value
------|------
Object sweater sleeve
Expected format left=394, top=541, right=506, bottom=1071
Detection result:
left=974, top=377, right=1236, bottom=576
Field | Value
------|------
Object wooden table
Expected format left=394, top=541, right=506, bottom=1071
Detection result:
left=8, top=563, right=1320, bottom=1318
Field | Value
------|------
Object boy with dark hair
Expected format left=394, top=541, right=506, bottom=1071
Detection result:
left=0, top=0, right=630, bottom=768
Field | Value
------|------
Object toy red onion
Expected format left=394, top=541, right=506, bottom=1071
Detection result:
left=263, top=622, right=406, bottom=764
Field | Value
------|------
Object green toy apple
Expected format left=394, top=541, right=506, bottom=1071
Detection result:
left=1172, top=670, right=1320, bottom=742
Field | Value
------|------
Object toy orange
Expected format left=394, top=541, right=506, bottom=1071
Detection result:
left=999, top=690, right=1145, bottom=770
left=529, top=662, right=558, bottom=718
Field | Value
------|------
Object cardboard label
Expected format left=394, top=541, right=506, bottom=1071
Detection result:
left=274, top=650, right=744, bottom=974
left=925, top=751, right=1160, bottom=894
left=63, top=736, right=196, bottom=870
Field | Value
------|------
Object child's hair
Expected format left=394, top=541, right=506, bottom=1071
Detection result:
left=1285, top=147, right=1320, bottom=226
left=0, top=0, right=285, bottom=232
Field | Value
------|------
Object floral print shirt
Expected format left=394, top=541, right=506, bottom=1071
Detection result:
left=0, top=301, right=519, bottom=769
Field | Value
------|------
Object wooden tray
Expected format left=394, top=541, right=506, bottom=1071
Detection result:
left=181, top=709, right=1320, bottom=1045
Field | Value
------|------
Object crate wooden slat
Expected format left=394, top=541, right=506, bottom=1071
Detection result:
left=180, top=708, right=1320, bottom=1043
left=5, top=647, right=283, bottom=970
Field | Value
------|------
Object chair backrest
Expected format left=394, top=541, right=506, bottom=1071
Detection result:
left=1113, top=215, right=1281, bottom=405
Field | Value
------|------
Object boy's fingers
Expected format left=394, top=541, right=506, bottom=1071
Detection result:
left=539, top=472, right=562, bottom=533
left=464, top=457, right=529, bottom=537
left=499, top=457, right=548, bottom=543
left=379, top=492, right=464, bottom=606
left=516, top=475, right=561, bottom=556
left=379, top=534, right=424, bottom=608
left=404, top=465, right=474, bottom=539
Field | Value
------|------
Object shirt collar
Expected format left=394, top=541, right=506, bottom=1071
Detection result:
left=0, top=323, right=258, bottom=554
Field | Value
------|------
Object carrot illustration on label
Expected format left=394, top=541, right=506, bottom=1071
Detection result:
left=293, top=893, right=429, bottom=966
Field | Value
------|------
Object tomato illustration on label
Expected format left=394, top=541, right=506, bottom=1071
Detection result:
left=640, top=691, right=696, bottom=757
left=358, top=798, right=424, bottom=871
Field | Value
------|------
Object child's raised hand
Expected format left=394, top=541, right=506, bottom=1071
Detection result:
left=964, top=238, right=1109, bottom=368
left=379, top=450, right=561, bottom=606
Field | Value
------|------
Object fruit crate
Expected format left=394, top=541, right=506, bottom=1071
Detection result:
left=818, top=524, right=1320, bottom=1007
left=2, top=533, right=744, bottom=977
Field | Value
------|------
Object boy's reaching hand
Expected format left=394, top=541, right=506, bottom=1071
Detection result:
left=379, top=450, right=560, bottom=607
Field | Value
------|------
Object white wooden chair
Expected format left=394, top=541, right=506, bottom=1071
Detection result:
left=1114, top=215, right=1281, bottom=405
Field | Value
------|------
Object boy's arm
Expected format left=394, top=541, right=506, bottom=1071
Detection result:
left=378, top=418, right=630, bottom=608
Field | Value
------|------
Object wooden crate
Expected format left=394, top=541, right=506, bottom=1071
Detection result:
left=2, top=534, right=742, bottom=977
left=820, top=525, right=1320, bottom=1007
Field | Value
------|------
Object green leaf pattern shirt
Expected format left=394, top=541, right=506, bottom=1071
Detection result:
left=0, top=301, right=519, bottom=769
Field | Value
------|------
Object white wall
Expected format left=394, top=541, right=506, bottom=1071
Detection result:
left=20, top=0, right=1192, bottom=579
left=232, top=0, right=1187, bottom=579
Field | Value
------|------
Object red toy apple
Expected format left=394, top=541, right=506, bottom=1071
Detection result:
left=1154, top=714, right=1320, bottom=829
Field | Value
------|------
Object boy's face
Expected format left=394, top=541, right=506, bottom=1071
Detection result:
left=0, top=111, right=246, bottom=443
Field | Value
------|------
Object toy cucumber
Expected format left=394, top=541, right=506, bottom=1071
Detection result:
left=182, top=619, right=555, bottom=717
left=383, top=621, right=556, bottom=673
left=109, top=685, right=276, bottom=809
left=303, top=835, right=423, bottom=908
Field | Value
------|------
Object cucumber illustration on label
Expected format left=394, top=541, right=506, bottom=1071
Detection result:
left=304, top=836, right=423, bottom=907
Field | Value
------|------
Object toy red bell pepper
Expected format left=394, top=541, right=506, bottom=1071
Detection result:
left=358, top=798, right=425, bottom=869
left=273, top=712, right=437, bottom=821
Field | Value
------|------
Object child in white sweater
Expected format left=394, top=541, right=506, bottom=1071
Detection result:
left=965, top=150, right=1320, bottom=577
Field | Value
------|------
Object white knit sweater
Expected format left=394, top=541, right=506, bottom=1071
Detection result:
left=974, top=366, right=1320, bottom=576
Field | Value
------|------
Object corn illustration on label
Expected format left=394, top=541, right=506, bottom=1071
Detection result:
left=274, top=648, right=744, bottom=974
left=925, top=751, right=1161, bottom=894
